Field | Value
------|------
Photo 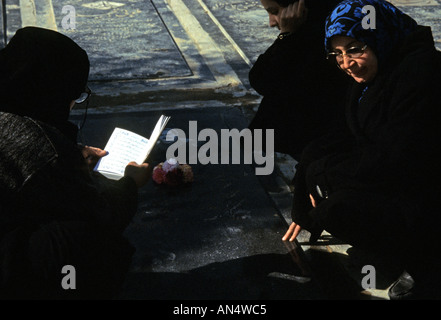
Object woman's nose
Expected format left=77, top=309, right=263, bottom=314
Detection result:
left=341, top=55, right=355, bottom=70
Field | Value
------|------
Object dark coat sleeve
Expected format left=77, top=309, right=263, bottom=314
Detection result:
left=11, top=122, right=139, bottom=235
left=19, top=152, right=139, bottom=235
left=290, top=128, right=356, bottom=235
left=249, top=33, right=312, bottom=97
left=249, top=21, right=339, bottom=100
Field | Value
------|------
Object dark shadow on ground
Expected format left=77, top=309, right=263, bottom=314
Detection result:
left=119, top=253, right=323, bottom=300
left=302, top=246, right=400, bottom=300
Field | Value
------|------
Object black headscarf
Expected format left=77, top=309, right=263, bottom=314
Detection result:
left=0, top=27, right=89, bottom=129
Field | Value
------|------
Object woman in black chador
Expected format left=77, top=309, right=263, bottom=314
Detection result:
left=0, top=27, right=151, bottom=299
left=283, top=0, right=441, bottom=299
left=248, top=0, right=350, bottom=160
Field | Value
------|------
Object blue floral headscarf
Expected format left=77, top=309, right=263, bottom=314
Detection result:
left=324, top=0, right=418, bottom=65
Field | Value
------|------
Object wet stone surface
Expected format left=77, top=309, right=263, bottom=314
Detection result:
left=52, top=0, right=192, bottom=81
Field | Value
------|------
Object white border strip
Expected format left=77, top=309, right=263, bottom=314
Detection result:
left=19, top=0, right=57, bottom=31
left=196, top=0, right=252, bottom=67
left=166, top=0, right=242, bottom=87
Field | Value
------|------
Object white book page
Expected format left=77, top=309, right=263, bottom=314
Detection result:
left=96, top=128, right=150, bottom=179
left=144, top=115, right=171, bottom=161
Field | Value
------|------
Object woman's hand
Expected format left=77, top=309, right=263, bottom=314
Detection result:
left=279, top=0, right=308, bottom=34
left=81, top=145, right=108, bottom=171
left=309, top=193, right=316, bottom=208
left=282, top=222, right=302, bottom=242
left=124, top=162, right=152, bottom=188
left=282, top=193, right=317, bottom=242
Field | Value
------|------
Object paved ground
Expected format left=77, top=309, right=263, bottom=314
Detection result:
left=1, top=0, right=441, bottom=305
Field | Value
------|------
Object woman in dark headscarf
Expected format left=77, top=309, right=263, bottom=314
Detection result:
left=283, top=0, right=441, bottom=299
left=0, top=26, right=90, bottom=138
left=0, top=27, right=151, bottom=299
left=248, top=0, right=350, bottom=160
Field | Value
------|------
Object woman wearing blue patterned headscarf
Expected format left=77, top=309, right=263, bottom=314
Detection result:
left=284, top=0, right=441, bottom=300
left=324, top=0, right=417, bottom=66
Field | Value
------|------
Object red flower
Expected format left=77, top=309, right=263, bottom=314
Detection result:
left=152, top=159, right=194, bottom=187
left=152, top=163, right=166, bottom=184
left=164, top=167, right=183, bottom=186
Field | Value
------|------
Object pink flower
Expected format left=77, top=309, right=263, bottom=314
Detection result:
left=162, top=158, right=179, bottom=172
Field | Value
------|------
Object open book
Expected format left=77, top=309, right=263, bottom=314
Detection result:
left=94, top=115, right=171, bottom=180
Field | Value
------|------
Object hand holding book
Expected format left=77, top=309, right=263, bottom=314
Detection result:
left=81, top=146, right=108, bottom=172
left=124, top=161, right=153, bottom=188
left=94, top=115, right=171, bottom=181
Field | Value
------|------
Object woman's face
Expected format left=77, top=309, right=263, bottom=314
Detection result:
left=260, top=0, right=284, bottom=29
left=330, top=36, right=378, bottom=83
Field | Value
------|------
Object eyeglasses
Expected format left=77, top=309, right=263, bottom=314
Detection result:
left=75, top=86, right=92, bottom=104
left=74, top=86, right=91, bottom=132
left=327, top=44, right=368, bottom=64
